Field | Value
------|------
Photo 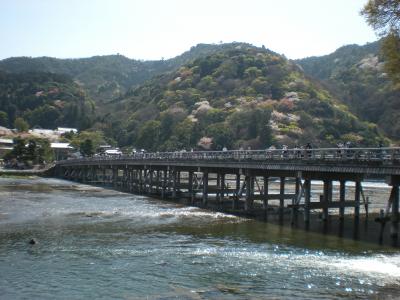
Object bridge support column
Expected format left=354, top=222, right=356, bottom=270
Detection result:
left=139, top=169, right=143, bottom=193
left=202, top=171, right=208, bottom=207
left=188, top=171, right=194, bottom=204
left=216, top=173, right=221, bottom=205
left=279, top=177, right=285, bottom=213
left=161, top=170, right=167, bottom=199
left=245, top=176, right=254, bottom=211
left=322, top=180, right=332, bottom=221
left=172, top=169, right=177, bottom=199
left=149, top=169, right=153, bottom=194
left=391, top=184, right=399, bottom=238
left=339, top=180, right=346, bottom=219
left=221, top=173, right=225, bottom=205
left=291, top=177, right=301, bottom=223
left=102, top=168, right=106, bottom=185
left=304, top=179, right=311, bottom=224
left=263, top=176, right=269, bottom=210
left=355, top=181, right=361, bottom=219
left=155, top=170, right=160, bottom=194
left=233, top=174, right=240, bottom=209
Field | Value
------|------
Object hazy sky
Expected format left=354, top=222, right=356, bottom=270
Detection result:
left=0, top=0, right=377, bottom=60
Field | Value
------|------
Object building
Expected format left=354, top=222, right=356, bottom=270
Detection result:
left=56, top=127, right=78, bottom=135
left=51, top=142, right=74, bottom=160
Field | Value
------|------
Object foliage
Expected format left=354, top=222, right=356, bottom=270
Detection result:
left=79, top=139, right=94, bottom=157
left=115, top=44, right=383, bottom=149
left=361, top=0, right=400, bottom=36
left=70, top=130, right=106, bottom=153
left=362, top=0, right=400, bottom=84
left=0, top=111, right=8, bottom=127
left=14, top=117, right=29, bottom=132
left=0, top=71, right=95, bottom=130
left=4, top=137, right=53, bottom=168
left=0, top=42, right=388, bottom=150
left=297, top=41, right=400, bottom=140
left=381, top=32, right=400, bottom=84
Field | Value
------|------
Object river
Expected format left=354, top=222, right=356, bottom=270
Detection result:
left=0, top=176, right=399, bottom=299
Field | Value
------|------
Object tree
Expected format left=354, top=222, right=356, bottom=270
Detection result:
left=136, top=120, right=161, bottom=151
left=206, top=123, right=234, bottom=150
left=0, top=111, right=8, bottom=127
left=361, top=0, right=400, bottom=35
left=70, top=131, right=105, bottom=151
left=80, top=139, right=94, bottom=157
left=361, top=0, right=400, bottom=84
left=14, top=117, right=29, bottom=132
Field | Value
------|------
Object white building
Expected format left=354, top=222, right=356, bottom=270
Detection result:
left=56, top=127, right=78, bottom=135
left=51, top=142, right=74, bottom=160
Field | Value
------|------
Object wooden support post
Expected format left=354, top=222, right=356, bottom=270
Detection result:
left=355, top=181, right=361, bottom=219
left=128, top=168, right=132, bottom=192
left=339, top=180, right=346, bottom=219
left=202, top=171, right=208, bottom=206
left=148, top=170, right=153, bottom=194
left=233, top=174, right=240, bottom=209
left=139, top=169, right=143, bottom=193
left=391, top=185, right=399, bottom=238
left=161, top=170, right=167, bottom=199
left=263, top=176, right=269, bottom=210
left=279, top=177, right=285, bottom=212
left=177, top=171, right=181, bottom=187
left=322, top=180, right=331, bottom=221
left=221, top=173, right=225, bottom=202
left=113, top=168, right=118, bottom=187
left=291, top=177, right=301, bottom=224
left=188, top=171, right=194, bottom=204
left=245, top=176, right=253, bottom=211
left=155, top=170, right=159, bottom=194
left=172, top=169, right=177, bottom=199
left=216, top=173, right=221, bottom=204
left=304, top=179, right=311, bottom=224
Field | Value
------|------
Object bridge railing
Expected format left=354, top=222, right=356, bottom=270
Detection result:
left=59, top=147, right=400, bottom=165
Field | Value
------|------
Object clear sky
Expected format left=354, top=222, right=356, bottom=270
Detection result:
left=0, top=0, right=377, bottom=60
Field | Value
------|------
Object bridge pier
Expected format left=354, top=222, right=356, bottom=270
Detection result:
left=339, top=180, right=346, bottom=219
left=202, top=171, right=208, bottom=206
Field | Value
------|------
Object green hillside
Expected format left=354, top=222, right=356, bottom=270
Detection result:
left=296, top=41, right=400, bottom=140
left=0, top=71, right=95, bottom=130
left=109, top=44, right=383, bottom=151
left=0, top=44, right=226, bottom=106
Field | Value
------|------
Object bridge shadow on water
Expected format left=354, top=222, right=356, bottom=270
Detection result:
left=178, top=199, right=400, bottom=250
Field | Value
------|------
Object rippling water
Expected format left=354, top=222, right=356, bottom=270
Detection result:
left=0, top=177, right=399, bottom=299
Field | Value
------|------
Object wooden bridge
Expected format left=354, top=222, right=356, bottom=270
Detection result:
left=54, top=147, right=400, bottom=237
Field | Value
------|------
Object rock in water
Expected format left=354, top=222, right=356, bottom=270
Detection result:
left=29, top=238, right=37, bottom=245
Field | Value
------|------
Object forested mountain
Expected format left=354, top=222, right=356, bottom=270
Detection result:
left=0, top=55, right=167, bottom=106
left=105, top=43, right=383, bottom=150
left=296, top=41, right=400, bottom=140
left=0, top=44, right=228, bottom=107
left=0, top=42, right=391, bottom=150
left=0, top=71, right=95, bottom=130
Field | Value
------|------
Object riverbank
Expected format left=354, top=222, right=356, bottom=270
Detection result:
left=0, top=165, right=54, bottom=176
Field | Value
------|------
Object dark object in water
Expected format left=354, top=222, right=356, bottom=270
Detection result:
left=29, top=238, right=37, bottom=245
